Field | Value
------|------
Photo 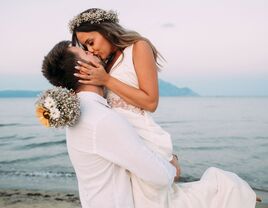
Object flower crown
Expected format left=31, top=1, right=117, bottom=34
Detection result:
left=69, top=8, right=119, bottom=33
left=35, top=87, right=80, bottom=128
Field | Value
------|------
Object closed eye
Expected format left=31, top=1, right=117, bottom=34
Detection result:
left=82, top=45, right=88, bottom=51
left=85, top=39, right=94, bottom=47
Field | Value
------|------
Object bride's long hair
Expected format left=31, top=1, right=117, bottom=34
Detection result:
left=71, top=10, right=164, bottom=68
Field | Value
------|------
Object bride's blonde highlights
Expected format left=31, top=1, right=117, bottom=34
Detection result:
left=71, top=11, right=164, bottom=69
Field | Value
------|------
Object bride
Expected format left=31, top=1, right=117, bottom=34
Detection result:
left=70, top=8, right=258, bottom=208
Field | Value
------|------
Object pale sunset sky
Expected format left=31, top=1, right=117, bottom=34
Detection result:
left=0, top=0, right=267, bottom=96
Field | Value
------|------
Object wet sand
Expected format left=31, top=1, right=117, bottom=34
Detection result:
left=0, top=189, right=267, bottom=208
left=0, top=189, right=80, bottom=208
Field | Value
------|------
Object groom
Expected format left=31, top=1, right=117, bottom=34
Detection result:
left=42, top=40, right=176, bottom=208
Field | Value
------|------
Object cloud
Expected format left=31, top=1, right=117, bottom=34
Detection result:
left=161, top=23, right=175, bottom=28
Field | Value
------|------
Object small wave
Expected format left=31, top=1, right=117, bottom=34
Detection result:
left=0, top=123, right=20, bottom=127
left=15, top=140, right=66, bottom=150
left=0, top=143, right=10, bottom=147
left=182, top=146, right=231, bottom=151
left=180, top=131, right=203, bottom=136
left=255, top=136, right=268, bottom=140
left=158, top=120, right=189, bottom=125
left=0, top=170, right=75, bottom=178
left=259, top=143, right=268, bottom=148
left=0, top=152, right=68, bottom=165
left=0, top=170, right=266, bottom=192
left=179, top=175, right=199, bottom=182
left=19, top=136, right=36, bottom=140
left=253, top=187, right=268, bottom=193
left=228, top=136, right=249, bottom=140
left=0, top=135, right=17, bottom=140
left=0, top=135, right=36, bottom=141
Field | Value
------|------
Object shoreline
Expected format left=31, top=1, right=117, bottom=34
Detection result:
left=0, top=188, right=267, bottom=208
left=0, top=189, right=80, bottom=208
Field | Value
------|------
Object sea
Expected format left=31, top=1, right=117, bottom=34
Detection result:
left=0, top=97, right=268, bottom=198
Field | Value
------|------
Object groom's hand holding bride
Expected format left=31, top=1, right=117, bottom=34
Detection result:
left=170, top=154, right=180, bottom=183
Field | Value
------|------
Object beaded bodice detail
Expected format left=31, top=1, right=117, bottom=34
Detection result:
left=107, top=93, right=145, bottom=115
left=106, top=45, right=145, bottom=116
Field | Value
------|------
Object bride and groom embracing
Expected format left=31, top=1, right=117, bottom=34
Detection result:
left=40, top=8, right=258, bottom=208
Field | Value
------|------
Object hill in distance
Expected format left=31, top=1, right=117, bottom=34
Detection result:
left=159, top=79, right=199, bottom=96
left=0, top=79, right=199, bottom=97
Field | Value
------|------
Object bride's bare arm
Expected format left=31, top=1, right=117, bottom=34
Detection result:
left=74, top=41, right=159, bottom=112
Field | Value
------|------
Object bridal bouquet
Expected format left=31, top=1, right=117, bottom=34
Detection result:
left=35, top=87, right=80, bottom=128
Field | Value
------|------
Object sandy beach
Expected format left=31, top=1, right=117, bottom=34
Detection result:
left=0, top=189, right=267, bottom=208
left=0, top=189, right=80, bottom=208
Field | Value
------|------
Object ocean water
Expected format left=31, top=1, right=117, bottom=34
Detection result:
left=0, top=97, right=268, bottom=194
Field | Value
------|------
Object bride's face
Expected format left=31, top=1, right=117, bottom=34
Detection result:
left=76, top=31, right=114, bottom=61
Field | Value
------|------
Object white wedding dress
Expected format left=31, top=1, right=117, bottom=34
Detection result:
left=106, top=44, right=256, bottom=208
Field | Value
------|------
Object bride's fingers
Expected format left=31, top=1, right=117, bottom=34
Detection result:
left=77, top=60, right=101, bottom=69
left=75, top=66, right=90, bottom=74
left=93, top=62, right=103, bottom=68
left=77, top=60, right=91, bottom=68
left=74, top=73, right=91, bottom=80
left=89, top=60, right=100, bottom=68
left=74, top=64, right=96, bottom=71
left=78, top=80, right=93, bottom=84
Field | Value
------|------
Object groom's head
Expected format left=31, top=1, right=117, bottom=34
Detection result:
left=42, top=41, right=79, bottom=90
left=42, top=40, right=99, bottom=91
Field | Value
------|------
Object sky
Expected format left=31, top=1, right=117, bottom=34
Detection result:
left=0, top=0, right=267, bottom=96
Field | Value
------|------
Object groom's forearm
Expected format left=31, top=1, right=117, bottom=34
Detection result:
left=96, top=113, right=176, bottom=187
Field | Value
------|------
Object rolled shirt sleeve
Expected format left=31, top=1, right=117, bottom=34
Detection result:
left=94, top=111, right=176, bottom=188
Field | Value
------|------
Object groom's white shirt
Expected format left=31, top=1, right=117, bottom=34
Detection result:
left=66, top=92, right=176, bottom=208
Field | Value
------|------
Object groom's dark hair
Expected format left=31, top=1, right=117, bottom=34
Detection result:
left=42, top=40, right=80, bottom=90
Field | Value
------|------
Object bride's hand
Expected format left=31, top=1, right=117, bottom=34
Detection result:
left=74, top=60, right=110, bottom=86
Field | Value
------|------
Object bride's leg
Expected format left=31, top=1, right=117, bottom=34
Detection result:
left=201, top=167, right=257, bottom=208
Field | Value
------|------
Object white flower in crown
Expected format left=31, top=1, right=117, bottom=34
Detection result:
left=69, top=8, right=119, bottom=33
